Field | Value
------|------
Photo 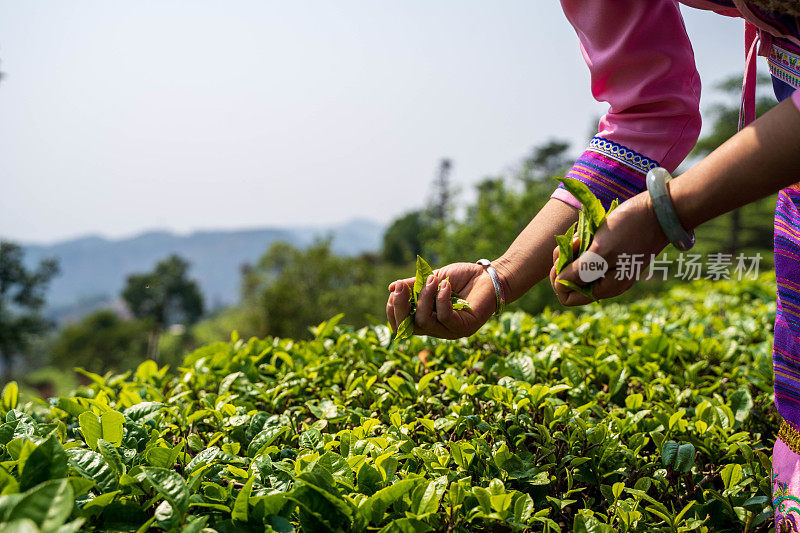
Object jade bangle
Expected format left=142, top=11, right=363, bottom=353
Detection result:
left=646, top=167, right=695, bottom=251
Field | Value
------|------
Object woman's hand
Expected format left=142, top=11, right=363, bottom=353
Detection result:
left=550, top=191, right=670, bottom=306
left=386, top=262, right=498, bottom=339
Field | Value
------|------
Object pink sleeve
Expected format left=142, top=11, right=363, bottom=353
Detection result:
left=553, top=0, right=702, bottom=210
left=794, top=89, right=800, bottom=110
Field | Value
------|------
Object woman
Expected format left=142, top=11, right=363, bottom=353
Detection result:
left=386, top=1, right=800, bottom=528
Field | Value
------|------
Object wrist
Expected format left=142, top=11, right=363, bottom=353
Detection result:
left=645, top=168, right=696, bottom=251
left=491, top=255, right=516, bottom=306
left=638, top=191, right=672, bottom=250
left=668, top=171, right=707, bottom=231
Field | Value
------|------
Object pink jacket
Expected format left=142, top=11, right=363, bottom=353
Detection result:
left=552, top=0, right=800, bottom=210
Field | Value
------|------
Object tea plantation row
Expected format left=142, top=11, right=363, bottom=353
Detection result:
left=0, top=276, right=778, bottom=531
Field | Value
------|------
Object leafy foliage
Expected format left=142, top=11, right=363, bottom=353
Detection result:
left=122, top=255, right=204, bottom=330
left=0, top=274, right=777, bottom=531
left=50, top=311, right=150, bottom=373
left=241, top=240, right=407, bottom=340
left=122, top=254, right=204, bottom=362
left=423, top=140, right=574, bottom=314
left=0, top=241, right=59, bottom=378
left=382, top=211, right=427, bottom=266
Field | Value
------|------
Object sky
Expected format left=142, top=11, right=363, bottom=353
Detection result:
left=0, top=1, right=758, bottom=244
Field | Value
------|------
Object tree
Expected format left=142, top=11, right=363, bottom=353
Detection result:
left=242, top=240, right=406, bottom=339
left=430, top=158, right=453, bottom=222
left=381, top=210, right=426, bottom=265
left=122, top=255, right=204, bottom=360
left=50, top=310, right=150, bottom=373
left=521, top=139, right=572, bottom=182
left=421, top=139, right=573, bottom=313
left=0, top=241, right=59, bottom=379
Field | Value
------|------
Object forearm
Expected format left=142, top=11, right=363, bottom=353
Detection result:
left=492, top=0, right=703, bottom=306
left=493, top=198, right=578, bottom=304
left=673, top=97, right=800, bottom=229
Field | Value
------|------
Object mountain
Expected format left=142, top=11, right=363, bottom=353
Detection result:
left=21, top=218, right=384, bottom=322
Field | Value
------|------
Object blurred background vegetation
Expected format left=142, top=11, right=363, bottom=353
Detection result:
left=0, top=74, right=781, bottom=393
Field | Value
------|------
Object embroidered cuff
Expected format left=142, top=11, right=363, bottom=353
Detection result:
left=551, top=136, right=659, bottom=211
left=769, top=44, right=800, bottom=93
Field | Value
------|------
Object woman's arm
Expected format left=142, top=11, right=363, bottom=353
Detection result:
left=498, top=0, right=702, bottom=303
left=385, top=198, right=578, bottom=339
left=674, top=94, right=800, bottom=228
left=387, top=0, right=703, bottom=336
left=553, top=94, right=800, bottom=306
left=552, top=0, right=701, bottom=211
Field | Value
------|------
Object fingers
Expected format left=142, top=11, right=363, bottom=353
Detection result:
left=414, top=273, right=457, bottom=338
left=389, top=283, right=411, bottom=332
left=555, top=250, right=583, bottom=287
left=414, top=274, right=438, bottom=328
left=386, top=298, right=395, bottom=330
left=589, top=271, right=634, bottom=300
left=434, top=278, right=460, bottom=331
left=552, top=237, right=582, bottom=272
left=559, top=286, right=594, bottom=306
left=550, top=265, right=589, bottom=306
left=387, top=276, right=414, bottom=331
left=388, top=276, right=414, bottom=293
left=387, top=265, right=478, bottom=339
left=549, top=265, right=564, bottom=298
left=551, top=252, right=634, bottom=306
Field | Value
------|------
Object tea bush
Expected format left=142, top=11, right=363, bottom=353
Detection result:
left=0, top=275, right=778, bottom=532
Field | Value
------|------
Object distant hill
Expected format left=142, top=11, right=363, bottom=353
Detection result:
left=21, top=218, right=384, bottom=323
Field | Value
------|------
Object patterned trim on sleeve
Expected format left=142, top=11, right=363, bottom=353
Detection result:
left=552, top=136, right=660, bottom=210
left=586, top=137, right=660, bottom=175
left=770, top=44, right=800, bottom=89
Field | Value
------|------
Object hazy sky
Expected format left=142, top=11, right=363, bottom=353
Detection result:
left=1, top=2, right=757, bottom=244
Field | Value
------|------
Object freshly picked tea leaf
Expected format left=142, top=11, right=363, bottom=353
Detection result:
left=555, top=223, right=576, bottom=275
left=556, top=279, right=597, bottom=302
left=554, top=178, right=620, bottom=301
left=560, top=178, right=604, bottom=227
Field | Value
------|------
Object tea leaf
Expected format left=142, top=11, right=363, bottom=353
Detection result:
left=555, top=223, right=576, bottom=275
left=141, top=467, right=189, bottom=518
left=559, top=178, right=605, bottom=227
left=6, top=479, right=74, bottom=530
left=557, top=280, right=597, bottom=302
left=2, top=381, right=19, bottom=412
left=413, top=256, right=435, bottom=303
left=20, top=436, right=68, bottom=491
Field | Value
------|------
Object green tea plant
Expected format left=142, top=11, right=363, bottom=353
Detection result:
left=553, top=178, right=619, bottom=301
left=0, top=275, right=778, bottom=532
left=393, top=256, right=471, bottom=343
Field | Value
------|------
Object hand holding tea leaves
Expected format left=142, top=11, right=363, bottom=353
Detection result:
left=551, top=178, right=618, bottom=302
left=392, top=256, right=469, bottom=342
left=551, top=179, right=669, bottom=306
left=386, top=255, right=498, bottom=341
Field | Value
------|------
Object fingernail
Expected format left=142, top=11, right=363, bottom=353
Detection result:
left=426, top=275, right=434, bottom=286
left=441, top=280, right=449, bottom=289
left=388, top=282, right=395, bottom=291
